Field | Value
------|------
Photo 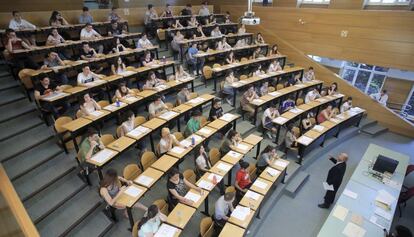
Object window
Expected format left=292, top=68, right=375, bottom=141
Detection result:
left=301, top=0, right=330, bottom=4
left=366, top=0, right=410, bottom=5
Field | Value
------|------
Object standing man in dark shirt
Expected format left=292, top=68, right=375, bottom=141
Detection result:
left=209, top=99, right=231, bottom=136
left=181, top=4, right=193, bottom=16
left=34, top=77, right=69, bottom=118
left=318, top=153, right=348, bottom=209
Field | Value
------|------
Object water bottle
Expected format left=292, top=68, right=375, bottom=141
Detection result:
left=162, top=56, right=166, bottom=64
left=191, top=136, right=195, bottom=146
left=116, top=98, right=120, bottom=107
left=212, top=175, right=217, bottom=185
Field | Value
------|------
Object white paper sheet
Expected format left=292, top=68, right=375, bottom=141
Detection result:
left=198, top=127, right=212, bottom=135
left=228, top=151, right=242, bottom=159
left=313, top=125, right=324, bottom=132
left=137, top=126, right=150, bottom=133
left=343, top=189, right=358, bottom=199
left=135, top=175, right=154, bottom=186
left=180, top=140, right=192, bottom=147
left=118, top=70, right=135, bottom=76
left=376, top=189, right=396, bottom=206
left=252, top=99, right=264, bottom=104
left=274, top=160, right=288, bottom=168
left=220, top=113, right=235, bottom=122
left=330, top=118, right=341, bottom=124
left=159, top=111, right=178, bottom=120
left=374, top=207, right=392, bottom=221
left=272, top=116, right=288, bottom=124
left=197, top=180, right=214, bottom=190
left=217, top=162, right=232, bottom=172
left=154, top=224, right=177, bottom=237
left=171, top=146, right=186, bottom=154
left=294, top=84, right=306, bottom=88
left=342, top=222, right=366, bottom=237
left=266, top=167, right=281, bottom=177
left=191, top=134, right=203, bottom=143
left=124, top=186, right=143, bottom=198
left=332, top=205, right=349, bottom=221
left=245, top=190, right=260, bottom=200
left=184, top=191, right=201, bottom=203
left=207, top=173, right=223, bottom=182
left=91, top=149, right=115, bottom=163
left=369, top=215, right=389, bottom=229
left=89, top=110, right=104, bottom=117
left=236, top=143, right=249, bottom=151
left=42, top=92, right=69, bottom=101
left=269, top=91, right=281, bottom=97
left=323, top=182, right=334, bottom=191
left=253, top=180, right=268, bottom=190
left=297, top=136, right=313, bottom=145
left=290, top=108, right=303, bottom=114
left=125, top=96, right=139, bottom=103
left=316, top=98, right=328, bottom=103
left=231, top=206, right=250, bottom=221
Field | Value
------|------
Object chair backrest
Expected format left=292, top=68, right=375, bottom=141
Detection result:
left=153, top=199, right=169, bottom=216
left=240, top=75, right=248, bottom=80
left=54, top=116, right=73, bottom=134
left=240, top=57, right=248, bottom=62
left=209, top=148, right=221, bottom=166
left=126, top=66, right=136, bottom=71
left=200, top=217, right=214, bottom=237
left=101, top=134, right=115, bottom=146
left=225, top=186, right=236, bottom=194
left=134, top=116, right=147, bottom=127
left=76, top=110, right=83, bottom=118
left=296, top=98, right=304, bottom=106
left=203, top=66, right=212, bottom=80
left=189, top=92, right=198, bottom=100
left=123, top=164, right=142, bottom=181
left=157, top=29, right=166, bottom=41
left=276, top=84, right=284, bottom=90
left=97, top=100, right=110, bottom=108
left=141, top=151, right=157, bottom=170
left=200, top=116, right=209, bottom=127
left=156, top=143, right=161, bottom=157
left=165, top=102, right=174, bottom=110
left=292, top=126, right=300, bottom=137
left=268, top=86, right=275, bottom=92
left=332, top=107, right=339, bottom=115
left=132, top=221, right=138, bottom=237
left=18, top=69, right=35, bottom=89
left=220, top=81, right=225, bottom=91
left=248, top=162, right=257, bottom=181
left=173, top=132, right=184, bottom=142
left=213, top=63, right=221, bottom=68
left=59, top=84, right=73, bottom=91
left=309, top=117, right=316, bottom=125
left=183, top=169, right=196, bottom=185
left=116, top=126, right=123, bottom=138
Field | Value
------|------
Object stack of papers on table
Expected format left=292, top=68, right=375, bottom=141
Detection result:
left=252, top=99, right=264, bottom=104
left=180, top=140, right=192, bottom=147
left=135, top=175, right=154, bottom=186
left=375, top=189, right=396, bottom=209
left=190, top=134, right=203, bottom=143
left=198, top=127, right=212, bottom=135
left=272, top=116, right=288, bottom=124
left=316, top=98, right=328, bottom=103
left=124, top=186, right=143, bottom=198
left=231, top=206, right=251, bottom=221
left=154, top=224, right=178, bottom=237
left=228, top=151, right=242, bottom=159
left=197, top=180, right=214, bottom=190
left=245, top=190, right=260, bottom=200
left=290, top=108, right=303, bottom=114
left=207, top=173, right=223, bottom=182
left=188, top=97, right=205, bottom=104
left=297, top=136, right=313, bottom=145
left=124, top=96, right=139, bottom=103
left=220, top=113, right=235, bottom=122
left=159, top=111, right=178, bottom=120
left=269, top=91, right=281, bottom=97
left=330, top=118, right=342, bottom=124
left=313, top=125, right=324, bottom=132
left=89, top=111, right=104, bottom=117
left=127, top=126, right=149, bottom=137
left=274, top=159, right=288, bottom=168
left=91, top=149, right=115, bottom=163
left=42, top=92, right=69, bottom=101
left=342, top=222, right=366, bottom=237
left=266, top=167, right=281, bottom=177
left=184, top=191, right=201, bottom=203
left=236, top=143, right=249, bottom=151
left=171, top=146, right=186, bottom=154
left=253, top=180, right=268, bottom=189
left=258, top=74, right=268, bottom=78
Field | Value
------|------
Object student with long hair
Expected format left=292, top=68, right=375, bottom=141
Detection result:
left=137, top=205, right=167, bottom=237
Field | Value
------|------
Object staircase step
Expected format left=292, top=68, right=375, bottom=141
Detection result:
left=0, top=87, right=26, bottom=106
left=36, top=188, right=103, bottom=237
left=0, top=79, right=19, bottom=91
left=0, top=99, right=37, bottom=123
left=285, top=171, right=309, bottom=198
left=25, top=170, right=87, bottom=223
left=196, top=86, right=215, bottom=96
left=12, top=153, right=76, bottom=202
left=359, top=117, right=377, bottom=129
left=222, top=103, right=235, bottom=114
left=0, top=124, right=54, bottom=162
left=361, top=124, right=389, bottom=137
left=237, top=120, right=255, bottom=137
left=0, top=111, right=43, bottom=142
left=67, top=207, right=114, bottom=237
left=3, top=139, right=63, bottom=181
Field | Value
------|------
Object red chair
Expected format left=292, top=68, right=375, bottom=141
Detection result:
left=403, top=165, right=414, bottom=189
left=398, top=186, right=414, bottom=217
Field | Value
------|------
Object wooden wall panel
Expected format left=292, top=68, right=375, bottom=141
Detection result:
left=274, top=0, right=297, bottom=7
left=329, top=0, right=364, bottom=9
left=383, top=78, right=414, bottom=105
left=0, top=0, right=83, bottom=12
left=220, top=5, right=414, bottom=137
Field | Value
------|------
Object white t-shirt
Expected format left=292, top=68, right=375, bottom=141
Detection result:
left=303, top=71, right=315, bottom=82
left=77, top=72, right=97, bottom=85
left=211, top=30, right=222, bottom=37
left=305, top=91, right=320, bottom=103
left=340, top=101, right=352, bottom=113
left=262, top=108, right=278, bottom=126
left=9, top=19, right=36, bottom=30
left=138, top=38, right=153, bottom=48
left=80, top=28, right=100, bottom=39
left=159, top=134, right=176, bottom=154
left=370, top=93, right=388, bottom=106
left=148, top=101, right=166, bottom=116
left=196, top=155, right=210, bottom=170
left=198, top=7, right=210, bottom=16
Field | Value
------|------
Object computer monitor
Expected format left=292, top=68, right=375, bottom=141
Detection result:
left=372, top=155, right=399, bottom=175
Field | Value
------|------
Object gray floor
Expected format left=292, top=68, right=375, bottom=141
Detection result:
left=256, top=132, right=414, bottom=237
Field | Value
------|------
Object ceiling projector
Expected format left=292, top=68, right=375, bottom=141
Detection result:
left=240, top=0, right=260, bottom=25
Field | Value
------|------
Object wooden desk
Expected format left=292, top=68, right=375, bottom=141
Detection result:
left=207, top=119, right=228, bottom=130
left=84, top=110, right=111, bottom=121
left=120, top=96, right=143, bottom=105
left=172, top=104, right=193, bottom=114
left=154, top=223, right=182, bottom=237
left=134, top=168, right=164, bottom=188
left=228, top=205, right=255, bottom=229
left=114, top=185, right=147, bottom=208
left=102, top=101, right=129, bottom=113
left=209, top=161, right=233, bottom=176
left=219, top=223, right=245, bottom=237
left=142, top=118, right=167, bottom=130
left=239, top=190, right=264, bottom=211
left=136, top=90, right=158, bottom=98
left=270, top=158, right=290, bottom=171
left=221, top=151, right=243, bottom=165
left=62, top=118, right=92, bottom=132
left=150, top=155, right=179, bottom=172
left=259, top=167, right=282, bottom=183
left=106, top=136, right=136, bottom=153
left=249, top=177, right=273, bottom=196
left=166, top=203, right=196, bottom=229
left=232, top=142, right=254, bottom=155
left=196, top=172, right=219, bottom=191
left=196, top=126, right=217, bottom=139
left=126, top=126, right=152, bottom=141
left=183, top=189, right=209, bottom=209
left=242, top=134, right=263, bottom=147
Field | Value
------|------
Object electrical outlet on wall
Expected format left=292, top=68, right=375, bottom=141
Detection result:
left=341, top=30, right=348, bottom=38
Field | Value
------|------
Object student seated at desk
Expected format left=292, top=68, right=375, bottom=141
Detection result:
left=79, top=7, right=93, bottom=24
left=370, top=90, right=388, bottom=106
left=222, top=70, right=238, bottom=105
left=285, top=123, right=299, bottom=149
left=119, top=110, right=135, bottom=137
left=219, top=129, right=242, bottom=155
left=80, top=23, right=102, bottom=40
left=268, top=60, right=282, bottom=73
left=253, top=65, right=265, bottom=76
left=302, top=112, right=315, bottom=132
left=107, top=20, right=127, bottom=37
left=41, top=52, right=68, bottom=84
left=46, top=28, right=65, bottom=46
left=100, top=169, right=148, bottom=218
left=114, top=82, right=133, bottom=100
left=141, top=51, right=154, bottom=66
left=8, top=11, right=36, bottom=46
left=256, top=145, right=278, bottom=174
left=181, top=4, right=193, bottom=16
left=159, top=127, right=181, bottom=155
left=217, top=37, right=232, bottom=50
left=34, top=77, right=69, bottom=118
left=305, top=88, right=321, bottom=104
left=186, top=43, right=204, bottom=76
left=280, top=95, right=295, bottom=113
left=160, top=4, right=173, bottom=17
left=143, top=72, right=166, bottom=90
left=302, top=67, right=316, bottom=82
left=187, top=15, right=199, bottom=27
left=172, top=19, right=184, bottom=29
left=193, top=25, right=206, bottom=38
left=167, top=167, right=203, bottom=211
left=171, top=31, right=184, bottom=60
left=78, top=128, right=104, bottom=170
left=328, top=82, right=338, bottom=96
left=80, top=93, right=101, bottom=116
left=111, top=57, right=126, bottom=75
left=137, top=204, right=167, bottom=237
left=225, top=50, right=236, bottom=64
left=184, top=110, right=201, bottom=137
left=340, top=97, right=353, bottom=113
left=171, top=65, right=191, bottom=82
left=211, top=25, right=223, bottom=37
left=49, top=11, right=69, bottom=26
left=149, top=96, right=168, bottom=119
left=144, top=4, right=158, bottom=27
left=259, top=81, right=269, bottom=96
left=262, top=105, right=280, bottom=139
left=199, top=1, right=210, bottom=16
left=255, top=33, right=265, bottom=44
left=235, top=160, right=252, bottom=200
left=214, top=192, right=235, bottom=229
left=317, top=104, right=336, bottom=124
left=195, top=145, right=212, bottom=177
left=108, top=7, right=122, bottom=22
left=77, top=66, right=103, bottom=86
left=3, top=29, right=37, bottom=69
left=241, top=85, right=259, bottom=119
left=238, top=24, right=246, bottom=34
left=80, top=42, right=99, bottom=61
left=206, top=15, right=217, bottom=25
left=176, top=87, right=190, bottom=105
left=209, top=98, right=223, bottom=121
left=252, top=47, right=263, bottom=59
left=269, top=44, right=280, bottom=56
left=285, top=73, right=302, bottom=87
left=224, top=11, right=231, bottom=23
left=234, top=38, right=247, bottom=48
left=137, top=33, right=154, bottom=49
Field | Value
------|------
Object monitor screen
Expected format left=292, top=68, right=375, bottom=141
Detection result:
left=372, top=155, right=399, bottom=174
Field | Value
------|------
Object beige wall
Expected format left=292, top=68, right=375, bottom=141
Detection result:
left=0, top=0, right=83, bottom=12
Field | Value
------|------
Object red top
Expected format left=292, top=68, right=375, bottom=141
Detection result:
left=317, top=111, right=327, bottom=124
left=236, top=169, right=251, bottom=189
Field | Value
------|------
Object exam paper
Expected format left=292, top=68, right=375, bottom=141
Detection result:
left=197, top=180, right=214, bottom=190
left=135, top=175, right=153, bottom=186
left=266, top=167, right=281, bottom=177
left=245, top=190, right=260, bottom=200
left=185, top=191, right=201, bottom=203
left=272, top=116, right=288, bottom=124
left=274, top=160, right=288, bottom=168
left=180, top=140, right=192, bottom=147
left=343, top=189, right=358, bottom=199
left=198, top=127, right=212, bottom=135
left=91, top=149, right=115, bottom=163
left=89, top=110, right=104, bottom=117
left=171, top=146, right=185, bottom=154
left=297, top=136, right=313, bottom=145
left=228, top=151, right=242, bottom=159
left=231, top=206, right=250, bottom=221
left=154, top=224, right=177, bottom=237
left=252, top=99, right=264, bottom=104
left=253, top=180, right=268, bottom=190
left=342, top=222, right=366, bottom=237
left=124, top=186, right=143, bottom=198
left=207, top=173, right=223, bottom=182
left=332, top=205, right=349, bottom=221
left=313, top=125, right=324, bottom=132
left=236, top=143, right=249, bottom=151
left=217, top=163, right=232, bottom=172
left=159, top=111, right=178, bottom=120
left=220, top=113, right=235, bottom=122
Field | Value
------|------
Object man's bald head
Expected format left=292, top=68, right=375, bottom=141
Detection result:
left=338, top=153, right=348, bottom=162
